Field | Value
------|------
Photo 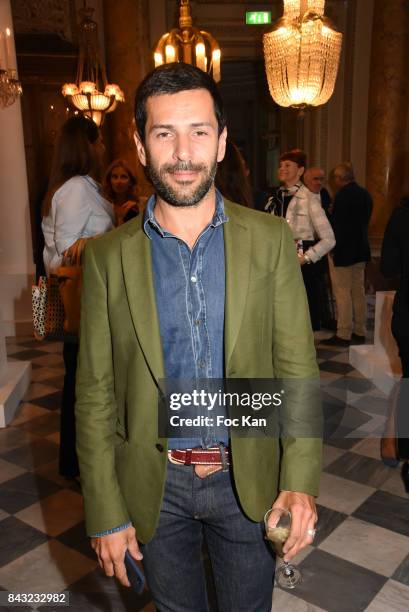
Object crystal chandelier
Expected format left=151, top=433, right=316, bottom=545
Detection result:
left=62, top=5, right=124, bottom=126
left=154, top=0, right=221, bottom=82
left=263, top=0, right=342, bottom=108
left=0, top=28, right=23, bottom=109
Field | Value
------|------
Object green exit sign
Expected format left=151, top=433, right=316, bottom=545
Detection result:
left=245, top=11, right=272, bottom=25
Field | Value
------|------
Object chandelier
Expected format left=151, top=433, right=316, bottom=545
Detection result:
left=0, top=68, right=22, bottom=109
left=154, top=0, right=221, bottom=82
left=62, top=5, right=124, bottom=126
left=263, top=0, right=342, bottom=108
left=0, top=28, right=23, bottom=109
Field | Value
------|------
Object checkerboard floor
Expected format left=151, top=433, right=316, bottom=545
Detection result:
left=1, top=299, right=408, bottom=611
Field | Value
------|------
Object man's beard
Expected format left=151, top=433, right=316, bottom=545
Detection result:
left=145, top=153, right=218, bottom=208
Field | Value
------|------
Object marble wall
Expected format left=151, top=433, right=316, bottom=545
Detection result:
left=104, top=0, right=152, bottom=192
left=366, top=0, right=409, bottom=239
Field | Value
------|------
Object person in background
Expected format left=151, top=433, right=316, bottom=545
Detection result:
left=103, top=158, right=141, bottom=226
left=238, top=146, right=269, bottom=211
left=324, top=162, right=372, bottom=346
left=266, top=149, right=335, bottom=331
left=304, top=166, right=336, bottom=330
left=215, top=139, right=253, bottom=207
left=304, top=167, right=332, bottom=216
left=42, top=116, right=115, bottom=478
left=380, top=195, right=409, bottom=491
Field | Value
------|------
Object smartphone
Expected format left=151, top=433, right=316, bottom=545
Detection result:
left=124, top=550, right=146, bottom=594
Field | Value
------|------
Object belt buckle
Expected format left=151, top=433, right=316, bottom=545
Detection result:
left=168, top=448, right=195, bottom=466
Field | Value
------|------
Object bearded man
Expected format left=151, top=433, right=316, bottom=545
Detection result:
left=75, top=63, right=321, bottom=612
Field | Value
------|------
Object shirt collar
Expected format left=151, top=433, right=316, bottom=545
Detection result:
left=279, top=182, right=302, bottom=196
left=143, top=188, right=228, bottom=240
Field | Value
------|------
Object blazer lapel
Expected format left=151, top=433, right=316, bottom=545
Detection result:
left=223, top=201, right=251, bottom=370
left=121, top=226, right=165, bottom=382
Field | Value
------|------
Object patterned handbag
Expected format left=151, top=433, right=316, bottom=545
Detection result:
left=32, top=275, right=65, bottom=340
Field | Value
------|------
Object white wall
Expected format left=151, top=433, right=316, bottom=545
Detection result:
left=0, top=0, right=34, bottom=336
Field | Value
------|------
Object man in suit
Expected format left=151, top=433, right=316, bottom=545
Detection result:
left=323, top=162, right=373, bottom=346
left=76, top=63, right=321, bottom=611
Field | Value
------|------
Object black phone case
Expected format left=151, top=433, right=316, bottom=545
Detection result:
left=124, top=550, right=146, bottom=594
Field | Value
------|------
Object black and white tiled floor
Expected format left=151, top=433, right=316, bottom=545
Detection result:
left=1, top=305, right=408, bottom=611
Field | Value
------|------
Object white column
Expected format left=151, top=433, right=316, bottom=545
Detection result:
left=0, top=0, right=31, bottom=426
left=0, top=0, right=34, bottom=336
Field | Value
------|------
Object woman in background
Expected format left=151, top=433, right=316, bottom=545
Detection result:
left=380, top=195, right=409, bottom=491
left=216, top=139, right=253, bottom=208
left=103, top=158, right=141, bottom=225
left=42, top=116, right=115, bottom=478
left=265, top=149, right=335, bottom=331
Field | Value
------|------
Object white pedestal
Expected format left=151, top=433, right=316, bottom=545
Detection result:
left=350, top=291, right=402, bottom=394
left=0, top=361, right=31, bottom=428
left=0, top=319, right=31, bottom=428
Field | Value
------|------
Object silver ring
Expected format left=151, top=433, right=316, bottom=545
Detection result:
left=306, top=528, right=316, bottom=537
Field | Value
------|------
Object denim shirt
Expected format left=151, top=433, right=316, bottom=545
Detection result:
left=91, top=190, right=229, bottom=537
left=144, top=190, right=229, bottom=449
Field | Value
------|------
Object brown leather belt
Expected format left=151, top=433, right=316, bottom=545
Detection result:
left=168, top=447, right=230, bottom=466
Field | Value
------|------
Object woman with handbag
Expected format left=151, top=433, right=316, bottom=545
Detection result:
left=42, top=116, right=115, bottom=479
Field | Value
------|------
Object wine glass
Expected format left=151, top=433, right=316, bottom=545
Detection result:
left=264, top=507, right=302, bottom=589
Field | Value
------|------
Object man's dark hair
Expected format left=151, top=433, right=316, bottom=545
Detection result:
left=280, top=149, right=307, bottom=169
left=134, top=62, right=226, bottom=142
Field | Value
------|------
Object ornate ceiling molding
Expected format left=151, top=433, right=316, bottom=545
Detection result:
left=12, top=0, right=76, bottom=42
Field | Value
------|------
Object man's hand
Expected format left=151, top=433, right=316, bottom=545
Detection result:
left=269, top=491, right=317, bottom=562
left=297, top=253, right=307, bottom=266
left=91, top=525, right=143, bottom=587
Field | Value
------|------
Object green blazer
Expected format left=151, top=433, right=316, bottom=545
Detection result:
left=76, top=199, right=322, bottom=541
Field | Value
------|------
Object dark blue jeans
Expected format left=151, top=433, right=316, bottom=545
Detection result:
left=141, top=461, right=275, bottom=612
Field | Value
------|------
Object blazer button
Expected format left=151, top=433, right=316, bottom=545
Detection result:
left=155, top=443, right=164, bottom=453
